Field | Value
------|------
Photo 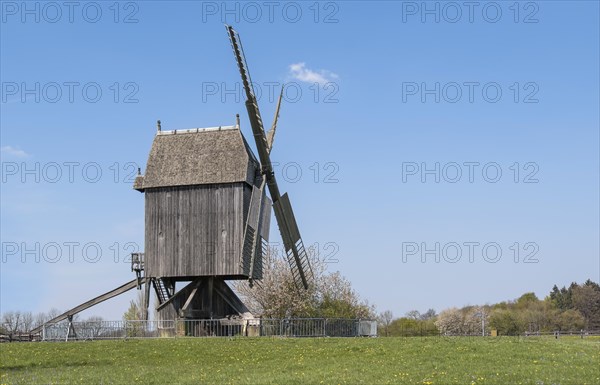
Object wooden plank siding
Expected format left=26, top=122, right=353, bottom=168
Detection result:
left=145, top=183, right=250, bottom=278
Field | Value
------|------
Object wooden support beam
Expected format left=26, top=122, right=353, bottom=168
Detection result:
left=181, top=279, right=203, bottom=315
left=143, top=279, right=151, bottom=320
left=207, top=277, right=214, bottom=319
left=31, top=278, right=144, bottom=335
left=213, top=280, right=251, bottom=316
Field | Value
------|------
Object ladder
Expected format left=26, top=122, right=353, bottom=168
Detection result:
left=153, top=278, right=172, bottom=305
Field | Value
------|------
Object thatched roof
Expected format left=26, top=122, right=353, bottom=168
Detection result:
left=135, top=126, right=259, bottom=191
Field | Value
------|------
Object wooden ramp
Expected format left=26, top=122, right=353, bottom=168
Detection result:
left=30, top=278, right=144, bottom=335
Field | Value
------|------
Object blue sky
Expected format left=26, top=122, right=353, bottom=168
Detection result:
left=1, top=1, right=598, bottom=320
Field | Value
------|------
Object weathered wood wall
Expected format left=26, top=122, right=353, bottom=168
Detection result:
left=145, top=183, right=251, bottom=278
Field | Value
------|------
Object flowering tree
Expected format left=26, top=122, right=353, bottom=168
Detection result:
left=434, top=306, right=488, bottom=336
left=233, top=245, right=374, bottom=319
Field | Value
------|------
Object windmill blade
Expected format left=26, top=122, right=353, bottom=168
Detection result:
left=225, top=25, right=257, bottom=104
left=226, top=25, right=313, bottom=290
left=266, top=86, right=284, bottom=154
left=225, top=25, right=270, bottom=162
left=242, top=176, right=270, bottom=285
left=272, top=193, right=313, bottom=290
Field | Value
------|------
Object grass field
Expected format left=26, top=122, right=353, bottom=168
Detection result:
left=1, top=336, right=598, bottom=384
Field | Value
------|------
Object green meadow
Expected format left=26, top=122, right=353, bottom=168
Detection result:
left=1, top=336, right=598, bottom=384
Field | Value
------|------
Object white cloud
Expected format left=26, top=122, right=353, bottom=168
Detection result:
left=1, top=145, right=30, bottom=158
left=288, top=62, right=339, bottom=85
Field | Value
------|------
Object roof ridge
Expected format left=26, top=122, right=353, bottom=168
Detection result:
left=157, top=125, right=239, bottom=136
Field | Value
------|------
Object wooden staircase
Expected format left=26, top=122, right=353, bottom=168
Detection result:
left=153, top=278, right=173, bottom=305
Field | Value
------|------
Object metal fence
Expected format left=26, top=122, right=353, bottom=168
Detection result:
left=523, top=330, right=600, bottom=338
left=41, top=320, right=172, bottom=341
left=38, top=318, right=377, bottom=341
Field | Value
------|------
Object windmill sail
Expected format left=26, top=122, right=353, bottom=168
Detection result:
left=242, top=177, right=271, bottom=284
left=266, top=87, right=283, bottom=153
left=226, top=25, right=313, bottom=290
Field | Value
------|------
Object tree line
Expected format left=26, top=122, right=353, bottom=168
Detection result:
left=0, top=308, right=104, bottom=340
left=378, top=279, right=600, bottom=336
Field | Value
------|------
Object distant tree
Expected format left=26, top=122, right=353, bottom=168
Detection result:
left=433, top=307, right=486, bottom=336
left=123, top=291, right=146, bottom=321
left=493, top=301, right=510, bottom=310
left=46, top=308, right=62, bottom=320
left=20, top=312, right=33, bottom=333
left=420, top=309, right=437, bottom=321
left=435, top=308, right=463, bottom=335
left=317, top=271, right=374, bottom=318
left=1, top=311, right=21, bottom=339
left=405, top=310, right=421, bottom=320
left=549, top=284, right=572, bottom=311
left=519, top=306, right=549, bottom=333
left=463, top=306, right=488, bottom=335
left=516, top=292, right=539, bottom=309
left=489, top=308, right=524, bottom=335
left=583, top=279, right=600, bottom=291
left=33, top=312, right=47, bottom=330
left=84, top=316, right=107, bottom=338
left=29, top=309, right=73, bottom=333
left=377, top=310, right=394, bottom=336
left=389, top=317, right=420, bottom=336
left=552, top=309, right=586, bottom=331
left=123, top=292, right=147, bottom=337
left=571, top=284, right=600, bottom=329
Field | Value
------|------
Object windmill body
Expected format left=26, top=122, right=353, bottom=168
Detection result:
left=135, top=126, right=270, bottom=281
left=129, top=26, right=313, bottom=323
left=133, top=124, right=271, bottom=321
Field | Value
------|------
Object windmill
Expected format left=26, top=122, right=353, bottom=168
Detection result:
left=30, top=27, right=313, bottom=337
left=128, top=25, right=314, bottom=324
